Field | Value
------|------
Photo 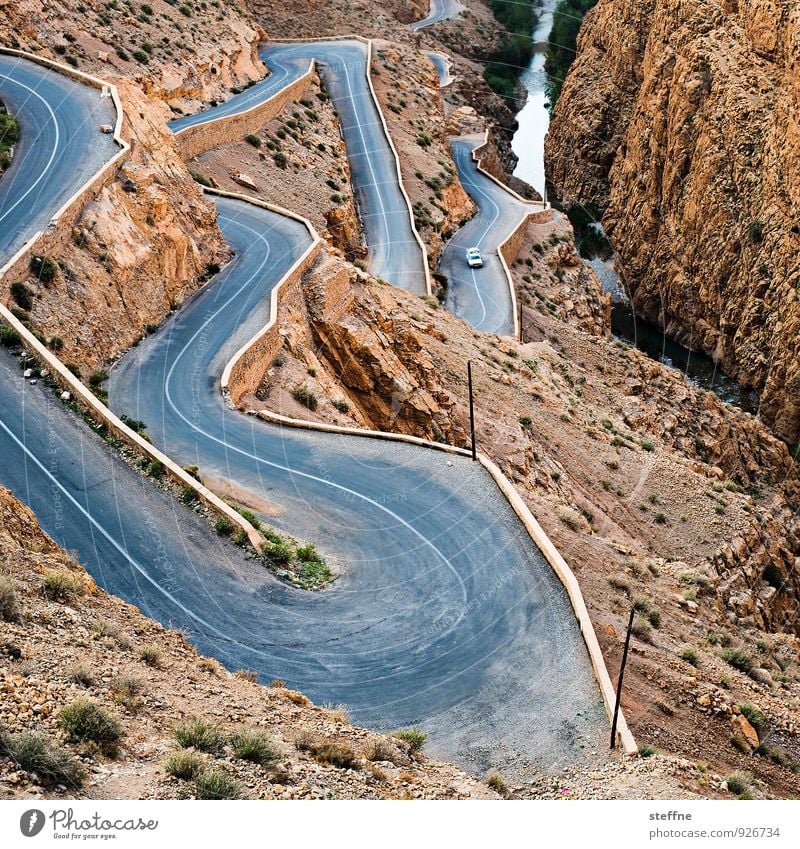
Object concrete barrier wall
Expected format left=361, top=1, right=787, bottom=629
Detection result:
left=470, top=129, right=549, bottom=208
left=174, top=64, right=315, bottom=160
left=214, top=188, right=323, bottom=406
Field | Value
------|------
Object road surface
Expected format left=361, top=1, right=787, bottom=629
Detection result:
left=440, top=137, right=534, bottom=336
left=171, top=41, right=428, bottom=294
left=410, top=0, right=464, bottom=31
left=0, top=54, right=117, bottom=260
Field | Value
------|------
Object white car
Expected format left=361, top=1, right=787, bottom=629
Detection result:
left=465, top=247, right=483, bottom=268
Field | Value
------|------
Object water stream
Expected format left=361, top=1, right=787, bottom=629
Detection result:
left=509, top=3, right=756, bottom=411
left=510, top=0, right=557, bottom=199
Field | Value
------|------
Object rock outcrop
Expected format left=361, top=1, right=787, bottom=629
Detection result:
left=545, top=0, right=800, bottom=441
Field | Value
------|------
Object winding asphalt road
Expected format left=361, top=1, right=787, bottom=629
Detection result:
left=0, top=54, right=607, bottom=777
left=0, top=55, right=117, bottom=259
left=410, top=0, right=464, bottom=31
left=441, top=137, right=534, bottom=336
left=108, top=194, right=607, bottom=773
left=172, top=41, right=427, bottom=294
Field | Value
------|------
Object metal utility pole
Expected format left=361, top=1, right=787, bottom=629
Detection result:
left=610, top=605, right=635, bottom=749
left=467, top=361, right=476, bottom=461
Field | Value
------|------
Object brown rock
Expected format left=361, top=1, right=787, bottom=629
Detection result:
left=731, top=714, right=760, bottom=749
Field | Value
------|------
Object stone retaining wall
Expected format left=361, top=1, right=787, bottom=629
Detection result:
left=214, top=188, right=323, bottom=407
left=174, top=65, right=315, bottom=160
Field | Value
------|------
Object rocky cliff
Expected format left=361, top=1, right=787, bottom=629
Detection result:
left=545, top=0, right=800, bottom=441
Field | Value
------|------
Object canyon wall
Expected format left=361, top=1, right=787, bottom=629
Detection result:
left=545, top=0, right=800, bottom=441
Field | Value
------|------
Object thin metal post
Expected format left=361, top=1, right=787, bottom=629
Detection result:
left=468, top=361, right=476, bottom=461
left=610, top=605, right=635, bottom=749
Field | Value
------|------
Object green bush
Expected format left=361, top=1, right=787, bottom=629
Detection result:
left=164, top=749, right=205, bottom=780
left=639, top=745, right=657, bottom=758
left=147, top=459, right=164, bottom=478
left=42, top=570, right=83, bottom=602
left=59, top=699, right=121, bottom=753
left=725, top=770, right=754, bottom=799
left=722, top=647, right=754, bottom=673
left=194, top=768, right=243, bottom=800
left=244, top=133, right=261, bottom=147
left=231, top=529, right=248, bottom=547
left=392, top=727, right=427, bottom=754
left=631, top=616, right=652, bottom=642
left=229, top=728, right=279, bottom=767
left=181, top=486, right=199, bottom=505
left=739, top=703, right=766, bottom=733
left=262, top=541, right=293, bottom=565
left=296, top=543, right=321, bottom=563
left=0, top=102, right=21, bottom=167
left=291, top=384, right=318, bottom=411
left=239, top=509, right=261, bottom=530
left=172, top=716, right=224, bottom=753
left=89, top=369, right=108, bottom=388
left=10, top=281, right=32, bottom=310
left=0, top=728, right=84, bottom=787
left=0, top=323, right=20, bottom=347
left=680, top=646, right=700, bottom=667
left=214, top=516, right=233, bottom=537
left=29, top=254, right=58, bottom=284
left=189, top=170, right=212, bottom=187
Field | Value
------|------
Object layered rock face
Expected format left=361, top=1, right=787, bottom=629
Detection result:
left=545, top=0, right=800, bottom=441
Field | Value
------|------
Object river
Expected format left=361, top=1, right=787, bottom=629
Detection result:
left=509, top=2, right=757, bottom=411
left=510, top=0, right=557, bottom=199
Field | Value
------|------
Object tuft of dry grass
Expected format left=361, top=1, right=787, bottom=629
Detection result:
left=42, top=570, right=83, bottom=602
left=0, top=575, right=20, bottom=622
